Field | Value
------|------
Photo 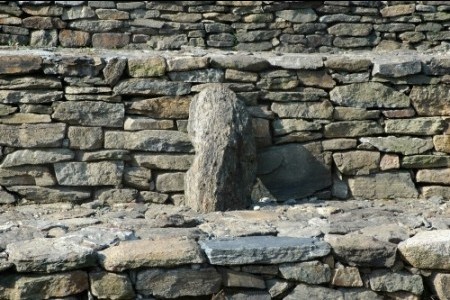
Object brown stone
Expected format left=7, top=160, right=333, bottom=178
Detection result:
left=324, top=56, right=372, bottom=72
left=22, top=16, right=65, bottom=29
left=128, top=56, right=166, bottom=77
left=382, top=108, right=416, bottom=118
left=381, top=4, right=415, bottom=17
left=416, top=169, right=450, bottom=184
left=331, top=265, right=363, bottom=287
left=410, top=85, right=450, bottom=116
left=421, top=186, right=450, bottom=199
left=349, top=172, right=418, bottom=199
left=89, top=271, right=135, bottom=300
left=58, top=29, right=90, bottom=47
left=297, top=70, right=336, bottom=89
left=434, top=135, right=450, bottom=153
left=333, top=151, right=380, bottom=175
left=0, top=55, right=42, bottom=74
left=92, top=33, right=130, bottom=49
left=380, top=154, right=400, bottom=171
left=128, top=96, right=190, bottom=119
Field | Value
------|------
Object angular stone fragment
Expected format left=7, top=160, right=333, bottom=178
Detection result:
left=369, top=270, right=423, bottom=295
left=410, top=85, right=450, bottom=116
left=209, top=55, right=270, bottom=71
left=222, top=269, right=266, bottom=289
left=266, top=279, right=294, bottom=298
left=128, top=56, right=166, bottom=77
left=421, top=186, right=450, bottom=199
left=168, top=69, right=224, bottom=83
left=200, top=236, right=330, bottom=265
left=339, top=288, right=383, bottom=300
left=385, top=117, right=445, bottom=136
left=402, top=155, right=450, bottom=168
left=324, top=121, right=383, bottom=138
left=124, top=117, right=174, bottom=131
left=134, top=154, right=193, bottom=171
left=0, top=189, right=16, bottom=204
left=0, top=77, right=61, bottom=90
left=434, top=135, right=450, bottom=153
left=7, top=237, right=96, bottom=273
left=349, top=172, right=418, bottom=199
left=297, top=69, right=335, bottom=89
left=275, top=9, right=317, bottom=23
left=90, top=271, right=135, bottom=300
left=322, top=139, right=357, bottom=151
left=128, top=96, right=191, bottom=119
left=372, top=56, right=421, bottom=78
left=0, top=104, right=16, bottom=116
left=263, top=88, right=327, bottom=102
left=380, top=154, right=400, bottom=171
left=105, top=130, right=193, bottom=153
left=416, top=169, right=450, bottom=184
left=68, top=126, right=103, bottom=150
left=226, top=69, right=258, bottom=82
left=325, top=233, right=397, bottom=267
left=98, top=238, right=205, bottom=271
left=328, top=23, right=373, bottom=36
left=271, top=101, right=333, bottom=119
left=52, top=101, right=124, bottom=127
left=103, top=57, right=126, bottom=86
left=114, top=79, right=191, bottom=96
left=156, top=172, right=185, bottom=192
left=166, top=56, right=208, bottom=72
left=0, top=166, right=55, bottom=186
left=330, top=82, right=409, bottom=108
left=96, top=188, right=138, bottom=204
left=333, top=107, right=379, bottom=121
left=54, top=161, right=124, bottom=186
left=0, top=113, right=51, bottom=124
left=332, top=265, right=363, bottom=287
left=58, top=29, right=90, bottom=47
left=7, top=186, right=91, bottom=203
left=185, top=86, right=256, bottom=212
left=333, top=151, right=380, bottom=175
left=381, top=4, right=415, bottom=17
left=79, top=150, right=130, bottom=162
left=0, top=123, right=66, bottom=147
left=136, top=267, right=221, bottom=298
left=139, top=191, right=169, bottom=204
left=1, top=149, right=74, bottom=167
left=69, top=20, right=123, bottom=32
left=280, top=261, right=331, bottom=284
left=0, top=55, right=42, bottom=74
left=360, top=136, right=433, bottom=155
left=430, top=273, right=450, bottom=300
left=272, top=119, right=321, bottom=136
left=123, top=167, right=152, bottom=190
left=0, top=90, right=63, bottom=104
left=285, top=284, right=344, bottom=300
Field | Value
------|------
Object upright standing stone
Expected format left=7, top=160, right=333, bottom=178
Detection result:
left=185, top=85, right=256, bottom=212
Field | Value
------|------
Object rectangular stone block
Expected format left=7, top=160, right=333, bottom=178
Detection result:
left=324, top=121, right=383, bottom=138
left=128, top=56, right=166, bottom=77
left=0, top=166, right=56, bottom=186
left=416, top=169, right=450, bottom=184
left=114, top=79, right=191, bottom=96
left=385, top=117, right=445, bottom=136
left=434, top=135, right=450, bottom=153
left=134, top=154, right=193, bottom=170
left=156, top=172, right=185, bottom=192
left=0, top=90, right=63, bottom=104
left=54, top=161, right=124, bottom=186
left=68, top=126, right=103, bottom=150
left=0, top=55, right=42, bottom=74
left=0, top=123, right=66, bottom=147
left=271, top=101, right=333, bottom=119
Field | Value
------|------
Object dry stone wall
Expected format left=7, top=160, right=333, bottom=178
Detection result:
left=0, top=49, right=449, bottom=205
left=0, top=1, right=450, bottom=52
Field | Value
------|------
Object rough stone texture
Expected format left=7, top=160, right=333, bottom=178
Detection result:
left=402, top=155, right=450, bottom=168
left=324, top=121, right=383, bottom=138
left=58, top=29, right=90, bottom=47
left=360, top=136, right=434, bottom=155
left=6, top=237, right=96, bottom=273
left=285, top=284, right=344, bottom=300
left=221, top=268, right=266, bottom=289
left=369, top=270, right=424, bottom=295
left=96, top=188, right=139, bottom=204
left=434, top=135, right=450, bottom=153
left=422, top=186, right=450, bottom=199
left=280, top=261, right=331, bottom=284
left=416, top=169, right=450, bottom=184
left=136, top=268, right=221, bottom=298
left=89, top=271, right=135, bottom=300
left=156, top=172, right=185, bottom=192
left=5, top=186, right=90, bottom=203
left=128, top=96, right=191, bottom=119
left=68, top=126, right=103, bottom=150
left=430, top=273, right=450, bottom=300
left=0, top=123, right=66, bottom=147
left=385, top=117, right=445, bottom=136
left=0, top=55, right=42, bottom=74
left=128, top=56, right=166, bottom=77
left=349, top=172, right=418, bottom=199
left=372, top=56, right=421, bottom=77
left=54, top=161, right=124, bottom=186
left=410, top=85, right=450, bottom=116
left=330, top=82, right=410, bottom=108
left=134, top=154, right=193, bottom=171
left=123, top=167, right=152, bottom=190
left=332, top=151, right=380, bottom=175
left=114, top=79, right=191, bottom=96
left=0, top=90, right=62, bottom=104
left=325, top=233, right=397, bottom=267
left=1, top=149, right=74, bottom=167
left=331, top=265, right=363, bottom=287
left=124, top=117, right=174, bottom=131
left=257, top=144, right=331, bottom=200
left=98, top=238, right=205, bottom=271
left=271, top=101, right=333, bottom=119
left=185, top=86, right=256, bottom=212
left=200, top=236, right=331, bottom=265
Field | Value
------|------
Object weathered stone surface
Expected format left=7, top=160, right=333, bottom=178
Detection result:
left=272, top=119, right=321, bottom=136
left=416, top=169, right=450, bottom=184
left=333, top=151, right=379, bottom=175
left=53, top=101, right=124, bottom=127
left=372, top=56, right=421, bottom=78
left=402, top=155, right=450, bottom=168
left=105, top=130, right=193, bottom=152
left=322, top=138, right=357, bottom=151
left=103, top=57, right=126, bottom=86
left=156, top=172, right=185, bottom=192
left=98, top=238, right=205, bottom=271
left=325, top=233, right=397, bottom=267
left=275, top=9, right=317, bottom=23
left=410, top=85, right=450, bottom=116
left=257, top=144, right=331, bottom=200
left=332, top=265, right=363, bottom=287
left=330, top=82, right=409, bottom=108
left=222, top=269, right=266, bottom=289
left=7, top=237, right=96, bottom=273
left=349, top=172, right=418, bottom=199
left=339, top=288, right=383, bottom=300
left=333, top=107, right=379, bottom=121
left=0, top=77, right=60, bottom=90
left=128, top=56, right=166, bottom=77
left=263, top=88, right=327, bottom=102
left=96, top=188, right=138, bottom=204
left=136, top=267, right=221, bottom=298
left=166, top=56, right=208, bottom=72
left=209, top=55, right=270, bottom=71
left=0, top=189, right=16, bottom=204
left=114, top=79, right=191, bottom=96
left=328, top=23, right=373, bottom=36
left=123, top=167, right=152, bottom=190
left=271, top=101, right=333, bottom=119
left=226, top=69, right=258, bottom=82
left=0, top=166, right=55, bottom=186
left=369, top=270, right=423, bottom=295
left=268, top=54, right=323, bottom=70
left=325, top=56, right=372, bottom=72
left=185, top=86, right=256, bottom=212
left=430, top=273, right=450, bottom=300
left=0, top=104, right=16, bottom=116
left=68, top=126, right=103, bottom=150
left=252, top=118, right=271, bottom=148
left=421, top=186, right=450, bottom=199
left=90, top=271, right=135, bottom=300
left=285, top=283, right=344, bottom=300
left=381, top=4, right=415, bottom=17
left=69, top=19, right=123, bottom=32
left=324, top=121, right=383, bottom=138
left=280, top=261, right=331, bottom=284
left=14, top=271, right=89, bottom=300
left=6, top=186, right=91, bottom=203
left=385, top=117, right=445, bottom=136
left=128, top=96, right=191, bottom=119
left=0, top=113, right=51, bottom=124
left=134, top=154, right=193, bottom=170
left=360, top=136, right=434, bottom=155
left=0, top=55, right=42, bottom=74
left=434, top=135, right=450, bottom=153
left=58, top=29, right=90, bottom=47
left=266, top=279, right=294, bottom=298
left=54, top=161, right=124, bottom=186
left=380, top=153, right=400, bottom=171
left=168, top=69, right=224, bottom=83
left=0, top=90, right=62, bottom=104
left=124, top=116, right=174, bottom=130
left=79, top=150, right=130, bottom=162
left=200, top=236, right=330, bottom=265
left=30, top=29, right=58, bottom=47
left=296, top=69, right=335, bottom=89
left=0, top=123, right=66, bottom=147
left=1, top=149, right=74, bottom=167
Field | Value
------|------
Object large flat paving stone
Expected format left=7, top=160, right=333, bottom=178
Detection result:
left=199, top=236, right=330, bottom=265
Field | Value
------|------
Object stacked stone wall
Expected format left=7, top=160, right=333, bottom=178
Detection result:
left=1, top=1, right=450, bottom=52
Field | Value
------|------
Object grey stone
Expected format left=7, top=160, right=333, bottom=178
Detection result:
left=128, top=56, right=166, bottom=78
left=90, top=271, right=135, bottom=300
left=139, top=191, right=168, bottom=204
left=257, top=144, right=331, bottom=200
left=168, top=69, right=224, bottom=83
left=275, top=9, right=317, bottom=23
left=0, top=123, right=66, bottom=147
left=280, top=261, right=331, bottom=284
left=266, top=279, right=294, bottom=298
left=62, top=6, right=95, bottom=20
left=423, top=57, right=450, bottom=76
left=44, top=56, right=103, bottom=77
left=144, top=204, right=200, bottom=228
left=324, top=121, right=383, bottom=138
left=325, top=56, right=372, bottom=72
left=72, top=227, right=135, bottom=251
left=114, top=79, right=191, bottom=96
left=95, top=8, right=129, bottom=20
left=79, top=150, right=130, bottom=162
left=385, top=117, right=445, bottom=135
left=69, top=20, right=123, bottom=32
left=271, top=101, right=333, bottom=119
left=369, top=270, right=423, bottom=295
left=103, top=57, right=126, bottom=86
left=123, top=167, right=152, bottom=190
left=430, top=273, right=450, bottom=300
left=373, top=57, right=421, bottom=78
left=348, top=172, right=418, bottom=199
left=262, top=89, right=327, bottom=102
left=285, top=283, right=344, bottom=300
left=54, top=161, right=124, bottom=186
left=236, top=30, right=280, bottom=43
left=333, top=151, right=380, bottom=175
left=18, top=104, right=52, bottom=115
left=7, top=186, right=91, bottom=203
left=330, top=82, right=410, bottom=108
left=156, top=172, right=185, bottom=192
left=6, top=237, right=96, bottom=273
left=136, top=267, right=221, bottom=298
left=209, top=55, right=270, bottom=71
left=0, top=104, right=16, bottom=116
left=134, top=154, right=193, bottom=171
left=225, top=69, right=258, bottom=82
left=322, top=139, right=357, bottom=151
left=416, top=169, right=450, bottom=185
left=0, top=90, right=62, bottom=104
left=52, top=101, right=124, bottom=127
left=358, top=224, right=410, bottom=244
left=360, top=136, right=434, bottom=155
left=0, top=77, right=61, bottom=90
left=272, top=119, right=322, bottom=136
left=0, top=113, right=51, bottom=124
left=410, top=85, right=450, bottom=116
left=402, top=155, right=450, bottom=168
left=30, top=29, right=58, bottom=47
left=268, top=54, right=323, bottom=69
left=96, top=188, right=139, bottom=204
left=0, top=226, right=44, bottom=251
left=422, top=186, right=450, bottom=199
left=333, top=107, right=379, bottom=121
left=0, top=166, right=56, bottom=186
left=124, top=117, right=174, bottom=131
left=166, top=56, right=208, bottom=72
left=221, top=269, right=266, bottom=289
left=331, top=265, right=363, bottom=287
left=328, top=23, right=373, bottom=36
left=325, top=233, right=397, bottom=267
left=104, top=130, right=193, bottom=153
left=334, top=36, right=380, bottom=48
left=1, top=149, right=74, bottom=167
left=339, top=288, right=382, bottom=300
left=68, top=126, right=103, bottom=150
left=185, top=86, right=256, bottom=212
left=0, top=189, right=16, bottom=204
left=200, top=236, right=331, bottom=265
left=434, top=135, right=450, bottom=153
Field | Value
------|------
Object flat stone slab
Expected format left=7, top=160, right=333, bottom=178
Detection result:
left=199, top=236, right=331, bottom=265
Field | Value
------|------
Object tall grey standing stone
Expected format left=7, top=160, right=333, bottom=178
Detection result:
left=185, top=85, right=256, bottom=212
